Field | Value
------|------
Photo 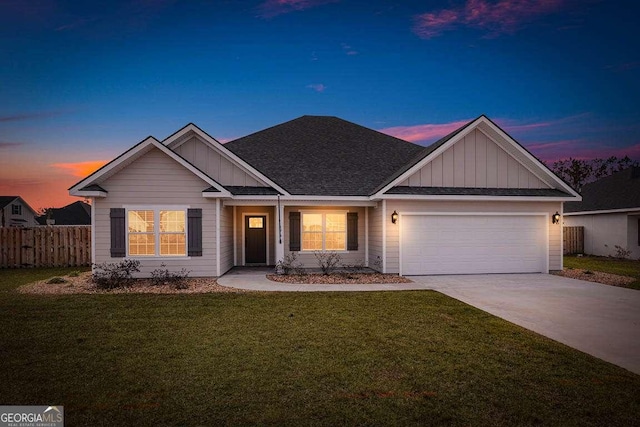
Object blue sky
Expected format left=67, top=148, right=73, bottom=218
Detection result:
left=1, top=0, right=639, bottom=208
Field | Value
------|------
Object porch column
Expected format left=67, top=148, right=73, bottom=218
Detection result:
left=275, top=201, right=285, bottom=263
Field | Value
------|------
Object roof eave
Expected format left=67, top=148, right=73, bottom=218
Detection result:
left=374, top=194, right=579, bottom=202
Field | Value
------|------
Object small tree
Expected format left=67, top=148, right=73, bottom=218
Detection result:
left=551, top=156, right=639, bottom=191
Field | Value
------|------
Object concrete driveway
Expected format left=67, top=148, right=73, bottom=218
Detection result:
left=412, top=274, right=640, bottom=375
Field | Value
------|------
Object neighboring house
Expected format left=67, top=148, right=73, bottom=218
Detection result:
left=69, top=115, right=580, bottom=277
left=0, top=196, right=39, bottom=227
left=564, top=167, right=640, bottom=258
left=36, top=201, right=91, bottom=226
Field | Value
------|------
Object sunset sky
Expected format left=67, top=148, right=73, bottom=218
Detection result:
left=1, top=0, right=639, bottom=209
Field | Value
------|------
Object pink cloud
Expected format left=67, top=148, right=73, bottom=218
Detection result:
left=414, top=0, right=566, bottom=39
left=379, top=120, right=472, bottom=142
left=306, top=83, right=326, bottom=92
left=258, top=0, right=339, bottom=18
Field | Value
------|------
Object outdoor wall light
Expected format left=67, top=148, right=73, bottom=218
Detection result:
left=552, top=211, right=561, bottom=224
left=391, top=210, right=399, bottom=224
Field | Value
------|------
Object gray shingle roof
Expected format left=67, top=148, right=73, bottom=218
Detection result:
left=225, top=116, right=424, bottom=196
left=0, top=196, right=19, bottom=209
left=386, top=186, right=572, bottom=197
left=564, top=167, right=640, bottom=213
left=36, top=201, right=91, bottom=225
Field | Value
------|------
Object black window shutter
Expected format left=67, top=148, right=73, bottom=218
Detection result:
left=110, top=208, right=126, bottom=257
left=290, top=212, right=301, bottom=251
left=187, top=208, right=203, bottom=256
left=347, top=212, right=358, bottom=251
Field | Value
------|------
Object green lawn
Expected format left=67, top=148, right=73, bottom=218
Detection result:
left=564, top=255, right=640, bottom=289
left=1, top=268, right=639, bottom=426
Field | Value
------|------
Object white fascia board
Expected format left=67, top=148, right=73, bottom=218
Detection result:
left=68, top=136, right=159, bottom=194
left=164, top=123, right=291, bottom=196
left=373, top=117, right=483, bottom=197
left=375, top=194, right=579, bottom=202
left=221, top=196, right=377, bottom=207
left=480, top=118, right=581, bottom=198
left=564, top=207, right=640, bottom=216
left=283, top=195, right=372, bottom=202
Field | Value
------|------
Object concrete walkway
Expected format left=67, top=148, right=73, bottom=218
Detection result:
left=217, top=270, right=640, bottom=375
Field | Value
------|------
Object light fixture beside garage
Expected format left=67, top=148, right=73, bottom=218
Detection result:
left=391, top=210, right=399, bottom=224
left=552, top=211, right=561, bottom=224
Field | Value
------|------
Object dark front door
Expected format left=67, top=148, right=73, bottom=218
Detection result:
left=245, top=215, right=267, bottom=264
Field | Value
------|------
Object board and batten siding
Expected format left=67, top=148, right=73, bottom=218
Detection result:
left=384, top=200, right=563, bottom=274
left=93, top=147, right=218, bottom=277
left=367, top=203, right=383, bottom=272
left=400, top=129, right=549, bottom=189
left=283, top=206, right=367, bottom=268
left=234, top=206, right=276, bottom=265
left=173, top=136, right=267, bottom=187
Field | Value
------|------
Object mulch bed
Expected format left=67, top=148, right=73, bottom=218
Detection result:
left=18, top=272, right=245, bottom=295
left=552, top=269, right=635, bottom=288
left=267, top=273, right=413, bottom=284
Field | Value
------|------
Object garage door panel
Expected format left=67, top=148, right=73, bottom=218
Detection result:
left=401, top=214, right=546, bottom=275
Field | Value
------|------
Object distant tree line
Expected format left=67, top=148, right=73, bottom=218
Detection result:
left=549, top=156, right=639, bottom=192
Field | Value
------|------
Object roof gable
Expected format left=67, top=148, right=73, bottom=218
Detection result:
left=164, top=123, right=288, bottom=195
left=69, top=136, right=231, bottom=197
left=225, top=116, right=424, bottom=196
left=373, top=115, right=580, bottom=199
left=0, top=196, right=37, bottom=214
left=565, top=167, right=640, bottom=213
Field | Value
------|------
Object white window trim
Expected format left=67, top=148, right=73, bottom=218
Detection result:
left=300, top=210, right=349, bottom=252
left=11, top=204, right=21, bottom=215
left=124, top=205, right=190, bottom=259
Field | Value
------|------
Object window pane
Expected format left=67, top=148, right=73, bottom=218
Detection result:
left=129, top=234, right=155, bottom=256
left=248, top=217, right=264, bottom=228
left=160, top=234, right=186, bottom=256
left=302, top=232, right=323, bottom=250
left=160, top=210, right=185, bottom=232
left=326, top=213, right=346, bottom=232
left=325, top=232, right=346, bottom=250
left=302, top=213, right=322, bottom=232
left=129, top=210, right=154, bottom=232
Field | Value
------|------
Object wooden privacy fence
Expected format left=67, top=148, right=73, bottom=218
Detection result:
left=0, top=226, right=91, bottom=268
left=563, top=226, right=584, bottom=255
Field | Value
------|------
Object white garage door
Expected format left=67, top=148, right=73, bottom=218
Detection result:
left=400, top=214, right=547, bottom=275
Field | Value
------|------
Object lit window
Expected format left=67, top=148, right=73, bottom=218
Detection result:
left=249, top=217, right=264, bottom=228
left=128, top=209, right=186, bottom=257
left=301, top=212, right=346, bottom=251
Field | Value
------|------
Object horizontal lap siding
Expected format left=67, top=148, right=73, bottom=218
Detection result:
left=385, top=200, right=562, bottom=274
left=284, top=206, right=367, bottom=268
left=94, top=148, right=217, bottom=277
